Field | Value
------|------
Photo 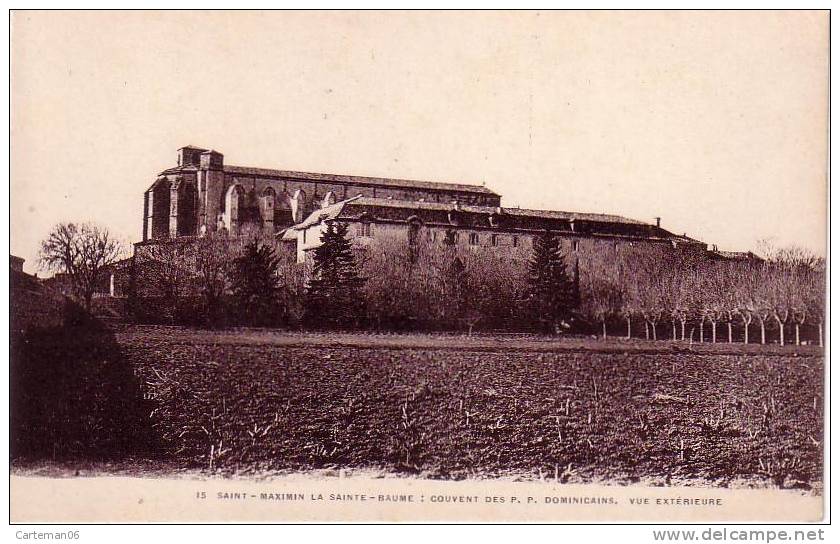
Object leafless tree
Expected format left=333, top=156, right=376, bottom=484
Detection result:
left=630, top=244, right=680, bottom=341
left=804, top=261, right=826, bottom=347
left=740, top=260, right=774, bottom=345
left=38, top=222, right=125, bottom=311
left=769, top=246, right=825, bottom=346
left=275, top=250, right=309, bottom=326
left=186, top=232, right=238, bottom=325
left=578, top=244, right=625, bottom=340
left=359, top=231, right=447, bottom=327
left=617, top=260, right=639, bottom=340
left=701, top=261, right=741, bottom=344
left=714, top=262, right=741, bottom=344
left=664, top=251, right=706, bottom=342
left=729, top=260, right=761, bottom=344
left=759, top=243, right=823, bottom=346
left=359, top=229, right=530, bottom=332
left=135, top=239, right=194, bottom=322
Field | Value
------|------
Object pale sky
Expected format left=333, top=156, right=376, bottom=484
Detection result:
left=11, top=10, right=828, bottom=273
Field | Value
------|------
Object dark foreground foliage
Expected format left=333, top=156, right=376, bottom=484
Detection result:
left=10, top=317, right=157, bottom=461
left=100, top=326, right=824, bottom=489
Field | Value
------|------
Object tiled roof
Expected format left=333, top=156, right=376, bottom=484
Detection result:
left=502, top=207, right=648, bottom=226
left=341, top=198, right=646, bottom=226
left=155, top=163, right=500, bottom=196
left=222, top=165, right=499, bottom=196
left=289, top=196, right=699, bottom=244
left=158, top=165, right=198, bottom=176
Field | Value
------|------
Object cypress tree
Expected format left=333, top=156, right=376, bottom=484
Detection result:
left=304, top=222, right=366, bottom=327
left=229, top=239, right=283, bottom=326
left=527, top=230, right=577, bottom=333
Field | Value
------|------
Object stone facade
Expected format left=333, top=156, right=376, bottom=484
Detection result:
left=143, top=146, right=501, bottom=242
left=288, top=196, right=708, bottom=264
left=142, top=145, right=714, bottom=265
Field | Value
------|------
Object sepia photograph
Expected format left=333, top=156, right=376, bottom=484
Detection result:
left=8, top=10, right=828, bottom=524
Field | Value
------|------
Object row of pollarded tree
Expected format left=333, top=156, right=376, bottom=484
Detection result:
left=360, top=228, right=825, bottom=344
left=37, top=221, right=825, bottom=343
left=577, top=242, right=825, bottom=346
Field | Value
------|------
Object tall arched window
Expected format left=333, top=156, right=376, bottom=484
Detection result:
left=178, top=182, right=197, bottom=236
left=150, top=178, right=171, bottom=239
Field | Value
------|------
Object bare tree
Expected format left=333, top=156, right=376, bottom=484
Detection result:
left=187, top=232, right=237, bottom=326
left=666, top=252, right=706, bottom=342
left=702, top=261, right=741, bottom=344
left=631, top=244, right=677, bottom=341
left=741, top=260, right=774, bottom=345
left=578, top=244, right=625, bottom=340
left=804, top=261, right=826, bottom=347
left=664, top=265, right=691, bottom=341
left=38, top=222, right=124, bottom=311
left=771, top=246, right=825, bottom=346
left=769, top=262, right=793, bottom=346
left=730, top=260, right=761, bottom=344
left=459, top=246, right=528, bottom=334
left=715, top=261, right=741, bottom=344
left=360, top=231, right=450, bottom=328
left=618, top=262, right=638, bottom=340
left=135, top=239, right=194, bottom=322
left=605, top=244, right=648, bottom=339
left=755, top=306, right=772, bottom=345
left=275, top=250, right=309, bottom=327
left=360, top=229, right=531, bottom=332
left=761, top=243, right=822, bottom=346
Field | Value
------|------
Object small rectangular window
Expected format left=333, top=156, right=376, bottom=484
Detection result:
left=491, top=234, right=498, bottom=246
left=469, top=232, right=479, bottom=245
left=358, top=222, right=373, bottom=237
left=573, top=240, right=580, bottom=252
left=512, top=236, right=519, bottom=247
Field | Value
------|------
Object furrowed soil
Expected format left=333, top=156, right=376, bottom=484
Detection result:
left=16, top=325, right=825, bottom=490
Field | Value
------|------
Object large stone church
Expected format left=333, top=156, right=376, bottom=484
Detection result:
left=141, top=145, right=711, bottom=262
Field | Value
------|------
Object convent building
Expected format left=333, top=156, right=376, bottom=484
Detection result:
left=140, top=146, right=710, bottom=262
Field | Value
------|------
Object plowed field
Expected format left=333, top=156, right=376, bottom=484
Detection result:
left=113, top=326, right=823, bottom=489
